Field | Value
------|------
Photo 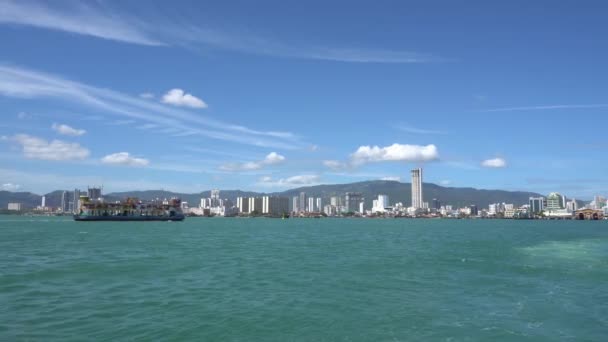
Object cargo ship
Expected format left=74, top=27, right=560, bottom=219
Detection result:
left=73, top=196, right=185, bottom=221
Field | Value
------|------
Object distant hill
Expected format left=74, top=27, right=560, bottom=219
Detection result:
left=0, top=181, right=555, bottom=210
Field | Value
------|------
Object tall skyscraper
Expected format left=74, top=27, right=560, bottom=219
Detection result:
left=41, top=195, right=46, bottom=208
left=61, top=191, right=69, bottom=212
left=299, top=192, right=307, bottom=214
left=308, top=197, right=315, bottom=212
left=73, top=189, right=80, bottom=214
left=345, top=192, right=363, bottom=213
left=316, top=198, right=322, bottom=212
left=88, top=187, right=102, bottom=200
left=292, top=196, right=299, bottom=212
left=411, top=168, right=423, bottom=208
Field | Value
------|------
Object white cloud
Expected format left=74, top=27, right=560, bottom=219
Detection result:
left=52, top=123, right=86, bottom=136
left=1, top=183, right=20, bottom=191
left=350, top=144, right=439, bottom=165
left=220, top=152, right=285, bottom=171
left=439, top=180, right=452, bottom=186
left=481, top=158, right=507, bottom=168
left=162, top=89, right=207, bottom=109
left=258, top=174, right=321, bottom=187
left=139, top=92, right=154, bottom=99
left=101, top=152, right=149, bottom=167
left=10, top=134, right=90, bottom=160
left=17, top=111, right=30, bottom=119
left=381, top=176, right=401, bottom=182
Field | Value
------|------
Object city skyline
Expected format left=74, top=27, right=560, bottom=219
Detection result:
left=1, top=1, right=607, bottom=197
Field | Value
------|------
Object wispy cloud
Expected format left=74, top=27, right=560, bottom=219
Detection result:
left=395, top=124, right=445, bottom=135
left=258, top=174, right=321, bottom=187
left=0, top=64, right=300, bottom=149
left=0, top=1, right=442, bottom=64
left=483, top=104, right=608, bottom=112
left=381, top=176, right=401, bottom=182
left=0, top=0, right=163, bottom=46
left=220, top=152, right=285, bottom=172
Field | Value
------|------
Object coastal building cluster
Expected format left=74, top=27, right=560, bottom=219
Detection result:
left=5, top=169, right=607, bottom=220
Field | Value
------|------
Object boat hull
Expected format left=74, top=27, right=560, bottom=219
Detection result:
left=73, top=215, right=185, bottom=222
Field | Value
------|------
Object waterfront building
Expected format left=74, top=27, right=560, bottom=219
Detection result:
left=345, top=192, right=363, bottom=213
left=87, top=187, right=102, bottom=200
left=41, top=196, right=46, bottom=208
left=372, top=194, right=389, bottom=213
left=299, top=192, right=307, bottom=213
left=61, top=191, right=69, bottom=213
left=330, top=196, right=340, bottom=207
left=566, top=199, right=578, bottom=212
left=292, top=196, right=299, bottom=213
left=432, top=198, right=441, bottom=210
left=323, top=204, right=336, bottom=216
left=469, top=205, right=479, bottom=216
left=529, top=197, right=545, bottom=214
left=73, top=189, right=81, bottom=214
left=308, top=197, right=315, bottom=212
left=411, top=168, right=423, bottom=208
left=262, top=196, right=289, bottom=215
left=236, top=197, right=249, bottom=213
left=8, top=202, right=22, bottom=211
left=359, top=202, right=364, bottom=214
left=316, top=198, right=322, bottom=212
left=247, top=197, right=263, bottom=213
left=546, top=192, right=565, bottom=211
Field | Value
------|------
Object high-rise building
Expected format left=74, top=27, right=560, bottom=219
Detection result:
left=345, top=192, right=363, bottom=213
left=61, top=191, right=69, bottom=212
left=262, top=196, right=289, bottom=215
left=299, top=192, right=307, bottom=214
left=292, top=196, right=299, bottom=212
left=373, top=194, right=389, bottom=212
left=210, top=189, right=220, bottom=207
left=330, top=196, right=339, bottom=207
left=73, top=189, right=80, bottom=213
left=236, top=197, right=249, bottom=213
left=529, top=197, right=545, bottom=214
left=87, top=187, right=102, bottom=200
left=546, top=192, right=565, bottom=211
left=308, top=197, right=315, bottom=212
left=41, top=195, right=46, bottom=208
left=8, top=203, right=22, bottom=211
left=469, top=205, right=479, bottom=216
left=432, top=198, right=441, bottom=210
left=411, top=168, right=423, bottom=208
left=316, top=198, right=322, bottom=212
left=359, top=202, right=365, bottom=214
left=248, top=197, right=263, bottom=213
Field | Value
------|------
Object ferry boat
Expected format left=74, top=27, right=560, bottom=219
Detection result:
left=73, top=196, right=185, bottom=221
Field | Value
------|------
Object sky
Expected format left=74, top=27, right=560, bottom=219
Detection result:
left=0, top=0, right=607, bottom=198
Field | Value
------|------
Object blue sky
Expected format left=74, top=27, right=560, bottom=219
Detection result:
left=0, top=0, right=607, bottom=198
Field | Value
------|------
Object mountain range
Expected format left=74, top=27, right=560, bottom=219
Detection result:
left=0, top=181, right=551, bottom=210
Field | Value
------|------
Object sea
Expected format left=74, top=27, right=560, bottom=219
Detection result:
left=1, top=216, right=607, bottom=341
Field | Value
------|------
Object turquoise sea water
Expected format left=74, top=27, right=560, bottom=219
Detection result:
left=1, top=216, right=607, bottom=341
